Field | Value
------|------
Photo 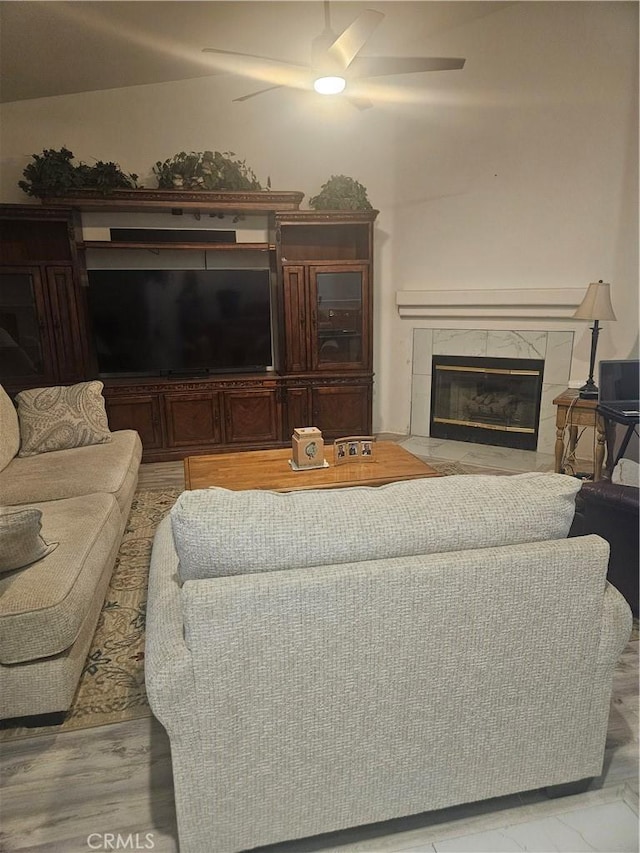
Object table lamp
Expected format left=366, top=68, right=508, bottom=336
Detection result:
left=573, top=280, right=616, bottom=399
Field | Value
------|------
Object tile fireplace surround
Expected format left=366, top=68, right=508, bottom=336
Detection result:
left=410, top=329, right=574, bottom=455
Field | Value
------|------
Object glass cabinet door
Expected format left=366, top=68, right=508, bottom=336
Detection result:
left=310, top=265, right=369, bottom=370
left=0, top=268, right=54, bottom=383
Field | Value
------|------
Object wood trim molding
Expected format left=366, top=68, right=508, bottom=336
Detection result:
left=396, top=288, right=587, bottom=319
left=39, top=189, right=305, bottom=213
left=275, top=210, right=379, bottom=223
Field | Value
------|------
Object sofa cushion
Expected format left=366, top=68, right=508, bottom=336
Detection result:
left=16, top=380, right=111, bottom=457
left=0, top=492, right=121, bottom=664
left=0, top=508, right=58, bottom=573
left=0, top=385, right=19, bottom=473
left=0, top=429, right=142, bottom=513
left=172, top=472, right=582, bottom=581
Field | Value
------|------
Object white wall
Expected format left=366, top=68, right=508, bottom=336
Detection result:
left=1, top=1, right=637, bottom=436
left=385, top=1, right=639, bottom=433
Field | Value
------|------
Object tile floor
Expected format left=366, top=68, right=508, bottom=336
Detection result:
left=399, top=435, right=558, bottom=475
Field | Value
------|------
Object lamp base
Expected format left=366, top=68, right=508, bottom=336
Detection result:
left=578, top=380, right=599, bottom=400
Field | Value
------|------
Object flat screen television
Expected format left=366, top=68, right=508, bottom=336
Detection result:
left=87, top=268, right=272, bottom=376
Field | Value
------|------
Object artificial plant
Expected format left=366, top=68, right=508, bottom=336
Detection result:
left=18, top=148, right=138, bottom=197
left=309, top=174, right=373, bottom=210
left=153, top=150, right=262, bottom=191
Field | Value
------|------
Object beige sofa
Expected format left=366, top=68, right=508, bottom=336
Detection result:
left=0, top=385, right=142, bottom=721
left=146, top=472, right=632, bottom=853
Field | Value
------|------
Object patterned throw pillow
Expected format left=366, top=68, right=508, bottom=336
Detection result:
left=16, top=381, right=112, bottom=457
left=0, top=508, right=58, bottom=573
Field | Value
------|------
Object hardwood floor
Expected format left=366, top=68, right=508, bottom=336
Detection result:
left=138, top=460, right=185, bottom=490
left=1, top=448, right=637, bottom=852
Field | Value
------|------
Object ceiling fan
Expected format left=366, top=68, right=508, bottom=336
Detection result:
left=202, top=2, right=465, bottom=109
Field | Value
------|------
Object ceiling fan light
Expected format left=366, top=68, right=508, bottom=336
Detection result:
left=313, top=75, right=346, bottom=95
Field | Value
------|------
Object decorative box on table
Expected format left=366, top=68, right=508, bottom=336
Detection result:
left=291, top=427, right=326, bottom=470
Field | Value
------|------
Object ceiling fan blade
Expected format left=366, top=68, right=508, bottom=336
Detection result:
left=350, top=56, right=466, bottom=78
left=233, top=85, right=284, bottom=102
left=326, top=9, right=385, bottom=71
left=347, top=95, right=373, bottom=111
left=203, top=47, right=309, bottom=70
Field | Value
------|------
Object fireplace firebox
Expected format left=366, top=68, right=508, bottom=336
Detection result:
left=430, top=356, right=544, bottom=450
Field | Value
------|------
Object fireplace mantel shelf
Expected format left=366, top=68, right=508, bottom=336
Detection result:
left=396, top=288, right=586, bottom=319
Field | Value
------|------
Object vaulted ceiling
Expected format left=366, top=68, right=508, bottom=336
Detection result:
left=0, top=1, right=512, bottom=103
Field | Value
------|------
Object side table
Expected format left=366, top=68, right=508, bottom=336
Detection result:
left=553, top=389, right=606, bottom=481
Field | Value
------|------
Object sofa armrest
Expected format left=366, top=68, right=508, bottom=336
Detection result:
left=598, top=581, right=633, bottom=666
left=579, top=480, right=639, bottom=513
left=585, top=581, right=633, bottom=749
left=573, top=481, right=639, bottom=616
left=144, top=516, right=196, bottom=734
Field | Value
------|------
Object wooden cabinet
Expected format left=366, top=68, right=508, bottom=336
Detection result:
left=0, top=266, right=56, bottom=385
left=277, top=211, right=376, bottom=442
left=165, top=392, right=222, bottom=448
left=282, top=263, right=370, bottom=372
left=309, top=264, right=370, bottom=371
left=101, top=376, right=281, bottom=461
left=222, top=388, right=279, bottom=444
left=0, top=200, right=377, bottom=460
left=282, top=266, right=307, bottom=373
left=283, top=386, right=311, bottom=438
left=283, top=380, right=372, bottom=440
left=311, top=383, right=371, bottom=438
left=104, top=393, right=163, bottom=449
left=44, top=266, right=87, bottom=383
left=277, top=212, right=376, bottom=378
left=0, top=207, right=87, bottom=391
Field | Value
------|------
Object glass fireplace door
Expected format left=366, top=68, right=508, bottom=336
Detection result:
left=430, top=355, right=544, bottom=450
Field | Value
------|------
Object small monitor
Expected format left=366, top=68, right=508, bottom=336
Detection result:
left=598, top=359, right=639, bottom=404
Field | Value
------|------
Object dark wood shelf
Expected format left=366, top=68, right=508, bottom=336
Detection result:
left=83, top=241, right=274, bottom=252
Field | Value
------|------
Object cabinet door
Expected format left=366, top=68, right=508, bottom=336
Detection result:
left=309, top=265, right=370, bottom=371
left=105, top=394, right=163, bottom=449
left=222, top=389, right=279, bottom=444
left=282, top=265, right=308, bottom=372
left=164, top=392, right=222, bottom=448
left=46, top=266, right=86, bottom=383
left=0, top=267, right=57, bottom=385
left=311, top=384, right=371, bottom=439
left=283, top=386, right=311, bottom=438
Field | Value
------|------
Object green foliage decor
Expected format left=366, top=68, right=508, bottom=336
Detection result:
left=309, top=174, right=373, bottom=210
left=19, top=147, right=138, bottom=198
left=153, top=150, right=262, bottom=191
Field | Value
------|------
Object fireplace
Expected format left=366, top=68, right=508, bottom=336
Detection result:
left=430, top=356, right=544, bottom=450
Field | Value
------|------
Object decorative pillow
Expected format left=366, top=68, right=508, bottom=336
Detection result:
left=16, top=381, right=112, bottom=457
left=0, top=508, right=58, bottom=573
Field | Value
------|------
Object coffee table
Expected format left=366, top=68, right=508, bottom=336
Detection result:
left=184, top=441, right=441, bottom=492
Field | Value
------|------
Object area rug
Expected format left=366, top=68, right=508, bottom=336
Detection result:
left=428, top=460, right=468, bottom=476
left=1, top=465, right=470, bottom=741
left=0, top=488, right=181, bottom=741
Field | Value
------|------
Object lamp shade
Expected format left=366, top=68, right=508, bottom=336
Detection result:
left=573, top=280, right=617, bottom=321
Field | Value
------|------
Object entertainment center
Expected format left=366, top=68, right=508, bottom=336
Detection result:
left=0, top=194, right=377, bottom=461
